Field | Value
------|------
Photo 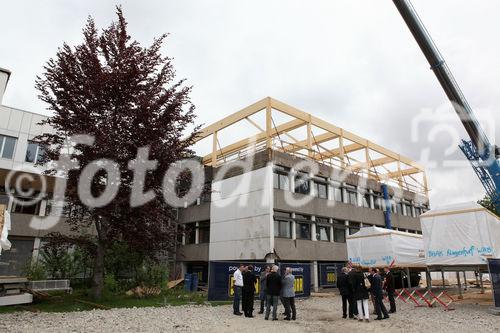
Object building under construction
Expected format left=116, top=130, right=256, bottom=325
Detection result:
left=176, top=97, right=429, bottom=290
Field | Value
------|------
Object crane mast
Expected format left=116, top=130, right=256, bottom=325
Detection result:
left=393, top=0, right=500, bottom=211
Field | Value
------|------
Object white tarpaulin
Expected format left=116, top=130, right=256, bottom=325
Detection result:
left=0, top=206, right=12, bottom=255
left=420, top=202, right=500, bottom=266
left=346, top=226, right=426, bottom=268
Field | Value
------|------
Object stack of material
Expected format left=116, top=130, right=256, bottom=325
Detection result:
left=346, top=226, right=426, bottom=268
left=0, top=277, right=33, bottom=306
left=0, top=204, right=12, bottom=255
left=420, top=202, right=500, bottom=266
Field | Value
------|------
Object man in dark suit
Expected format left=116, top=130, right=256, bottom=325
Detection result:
left=369, top=267, right=389, bottom=320
left=242, top=265, right=257, bottom=317
left=383, top=267, right=396, bottom=313
left=337, top=267, right=356, bottom=318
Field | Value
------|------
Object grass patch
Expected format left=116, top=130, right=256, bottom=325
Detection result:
left=0, top=289, right=228, bottom=314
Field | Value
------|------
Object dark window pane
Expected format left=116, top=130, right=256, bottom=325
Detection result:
left=296, top=223, right=310, bottom=239
left=316, top=182, right=327, bottom=199
left=25, top=142, right=38, bottom=163
left=362, top=193, right=370, bottom=208
left=185, top=224, right=196, bottom=244
left=334, top=187, right=342, bottom=202
left=198, top=221, right=210, bottom=243
left=36, top=145, right=46, bottom=163
left=295, top=176, right=310, bottom=195
left=315, top=217, right=329, bottom=224
left=12, top=197, right=40, bottom=215
left=334, top=227, right=346, bottom=243
left=273, top=172, right=280, bottom=189
left=2, top=136, right=16, bottom=159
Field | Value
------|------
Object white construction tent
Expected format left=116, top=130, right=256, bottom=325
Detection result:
left=420, top=202, right=500, bottom=266
left=0, top=205, right=11, bottom=256
left=346, top=226, right=426, bottom=268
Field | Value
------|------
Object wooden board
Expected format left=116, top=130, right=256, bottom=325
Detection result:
left=167, top=278, right=184, bottom=289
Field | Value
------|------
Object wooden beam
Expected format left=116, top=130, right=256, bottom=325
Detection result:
left=311, top=142, right=364, bottom=160
left=266, top=99, right=272, bottom=149
left=195, top=98, right=268, bottom=142
left=382, top=167, right=421, bottom=179
left=245, top=117, right=264, bottom=132
left=282, top=132, right=339, bottom=153
left=202, top=118, right=305, bottom=164
left=211, top=131, right=218, bottom=167
left=350, top=156, right=395, bottom=171
left=269, top=97, right=310, bottom=122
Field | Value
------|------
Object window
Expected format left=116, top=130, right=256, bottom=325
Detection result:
left=345, top=184, right=357, bottom=205
left=362, top=192, right=370, bottom=208
left=198, top=221, right=210, bottom=243
left=185, top=223, right=196, bottom=244
left=332, top=182, right=343, bottom=202
left=396, top=201, right=403, bottom=215
left=333, top=221, right=346, bottom=243
left=294, top=171, right=310, bottom=195
left=11, top=197, right=41, bottom=215
left=25, top=141, right=45, bottom=163
left=45, top=200, right=71, bottom=217
left=274, top=211, right=292, bottom=238
left=314, top=178, right=328, bottom=199
left=403, top=202, right=412, bottom=216
left=348, top=222, right=360, bottom=235
left=273, top=165, right=290, bottom=191
left=316, top=225, right=330, bottom=241
left=296, top=222, right=311, bottom=239
left=0, top=135, right=17, bottom=159
left=415, top=206, right=423, bottom=217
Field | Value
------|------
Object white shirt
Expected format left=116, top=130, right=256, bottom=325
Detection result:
left=233, top=269, right=244, bottom=287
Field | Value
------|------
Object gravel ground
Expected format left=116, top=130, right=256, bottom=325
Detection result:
left=0, top=294, right=498, bottom=333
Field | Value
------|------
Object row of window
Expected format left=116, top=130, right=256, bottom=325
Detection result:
left=273, top=211, right=346, bottom=243
left=0, top=134, right=45, bottom=163
left=273, top=166, right=428, bottom=217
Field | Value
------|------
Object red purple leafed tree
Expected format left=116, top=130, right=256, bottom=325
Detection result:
left=35, top=8, right=199, bottom=299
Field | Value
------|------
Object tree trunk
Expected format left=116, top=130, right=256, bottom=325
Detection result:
left=91, top=241, right=105, bottom=300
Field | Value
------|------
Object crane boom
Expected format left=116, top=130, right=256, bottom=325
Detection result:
left=393, top=0, right=500, bottom=211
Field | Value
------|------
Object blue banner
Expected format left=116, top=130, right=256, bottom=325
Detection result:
left=208, top=261, right=311, bottom=301
left=488, top=258, right=500, bottom=307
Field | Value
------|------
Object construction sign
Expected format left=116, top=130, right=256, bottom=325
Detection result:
left=208, top=261, right=311, bottom=301
left=319, top=263, right=343, bottom=288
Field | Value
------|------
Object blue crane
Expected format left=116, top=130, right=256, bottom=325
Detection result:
left=393, top=0, right=500, bottom=212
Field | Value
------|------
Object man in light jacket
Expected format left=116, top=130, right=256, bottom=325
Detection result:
left=233, top=264, right=245, bottom=315
left=258, top=265, right=270, bottom=314
left=281, top=267, right=296, bottom=320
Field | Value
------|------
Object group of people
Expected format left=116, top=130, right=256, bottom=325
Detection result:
left=232, top=264, right=297, bottom=321
left=337, top=266, right=396, bottom=322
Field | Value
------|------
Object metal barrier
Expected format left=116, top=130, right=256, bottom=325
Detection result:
left=29, top=280, right=72, bottom=293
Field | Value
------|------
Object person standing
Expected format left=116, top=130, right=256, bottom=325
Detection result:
left=258, top=265, right=270, bottom=314
left=338, top=267, right=356, bottom=319
left=242, top=265, right=257, bottom=317
left=265, top=265, right=282, bottom=321
left=281, top=267, right=296, bottom=321
left=350, top=266, right=370, bottom=322
left=233, top=264, right=245, bottom=316
left=369, top=267, right=389, bottom=320
left=383, top=267, right=396, bottom=313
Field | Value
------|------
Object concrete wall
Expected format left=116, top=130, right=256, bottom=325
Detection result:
left=275, top=238, right=347, bottom=261
left=176, top=243, right=209, bottom=262
left=209, top=165, right=273, bottom=261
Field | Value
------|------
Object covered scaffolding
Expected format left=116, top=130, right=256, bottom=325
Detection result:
left=420, top=202, right=500, bottom=296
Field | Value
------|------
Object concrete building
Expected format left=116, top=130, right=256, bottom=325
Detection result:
left=176, top=97, right=429, bottom=289
left=0, top=67, right=69, bottom=276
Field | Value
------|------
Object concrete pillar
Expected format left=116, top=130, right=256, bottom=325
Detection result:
left=426, top=269, right=432, bottom=291
left=195, top=222, right=199, bottom=244
left=32, top=237, right=41, bottom=263
left=329, top=218, right=334, bottom=243
left=341, top=183, right=348, bottom=204
left=411, top=202, right=416, bottom=218
left=313, top=261, right=319, bottom=292
left=462, top=271, right=467, bottom=290
left=290, top=168, right=296, bottom=193
left=309, top=174, right=315, bottom=197
left=406, top=267, right=411, bottom=289
left=311, top=216, right=317, bottom=241
left=441, top=269, right=445, bottom=288
left=345, top=220, right=349, bottom=239
left=291, top=212, right=297, bottom=240
left=327, top=178, right=334, bottom=201
left=479, top=271, right=484, bottom=294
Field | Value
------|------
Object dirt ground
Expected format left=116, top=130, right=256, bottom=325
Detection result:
left=0, top=291, right=498, bottom=333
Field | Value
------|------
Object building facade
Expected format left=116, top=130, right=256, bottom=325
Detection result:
left=176, top=97, right=429, bottom=290
left=0, top=67, right=69, bottom=276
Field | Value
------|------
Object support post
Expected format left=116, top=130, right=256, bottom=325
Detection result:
left=313, top=261, right=319, bottom=292
left=456, top=271, right=463, bottom=299
left=212, top=131, right=218, bottom=167
left=441, top=269, right=445, bottom=288
left=479, top=271, right=484, bottom=294
left=426, top=269, right=432, bottom=291
left=266, top=100, right=272, bottom=149
left=406, top=267, right=411, bottom=289
left=462, top=271, right=467, bottom=290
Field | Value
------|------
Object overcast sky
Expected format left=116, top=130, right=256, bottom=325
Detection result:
left=1, top=0, right=499, bottom=207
